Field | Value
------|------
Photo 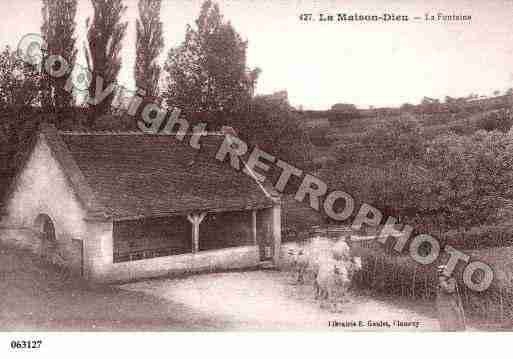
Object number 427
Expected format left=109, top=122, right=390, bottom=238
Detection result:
left=299, top=13, right=313, bottom=21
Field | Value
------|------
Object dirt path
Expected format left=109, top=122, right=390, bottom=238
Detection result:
left=1, top=245, right=442, bottom=330
left=121, top=270, right=441, bottom=330
left=0, top=246, right=230, bottom=330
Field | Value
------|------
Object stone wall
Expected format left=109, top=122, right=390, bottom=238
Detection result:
left=0, top=133, right=88, bottom=273
left=85, top=204, right=281, bottom=283
left=94, top=245, right=260, bottom=283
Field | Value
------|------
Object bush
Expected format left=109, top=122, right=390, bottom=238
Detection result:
left=308, top=126, right=332, bottom=146
left=475, top=109, right=513, bottom=133
left=443, top=225, right=513, bottom=250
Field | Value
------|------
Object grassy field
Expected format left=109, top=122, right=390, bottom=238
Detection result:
left=349, top=237, right=513, bottom=330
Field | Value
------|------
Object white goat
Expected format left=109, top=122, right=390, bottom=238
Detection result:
left=287, top=236, right=332, bottom=284
left=288, top=247, right=309, bottom=283
left=314, top=259, right=350, bottom=303
left=332, top=239, right=351, bottom=262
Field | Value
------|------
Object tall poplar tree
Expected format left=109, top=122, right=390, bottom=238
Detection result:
left=85, top=0, right=128, bottom=124
left=41, top=0, right=78, bottom=110
left=135, top=0, right=164, bottom=100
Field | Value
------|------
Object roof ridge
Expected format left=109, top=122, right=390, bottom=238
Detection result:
left=59, top=130, right=226, bottom=136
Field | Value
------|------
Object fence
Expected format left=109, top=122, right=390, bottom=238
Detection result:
left=353, top=252, right=513, bottom=329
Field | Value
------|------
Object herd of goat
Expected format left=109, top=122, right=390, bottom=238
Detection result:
left=287, top=236, right=362, bottom=308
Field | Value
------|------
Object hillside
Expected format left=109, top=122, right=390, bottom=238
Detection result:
left=300, top=94, right=513, bottom=166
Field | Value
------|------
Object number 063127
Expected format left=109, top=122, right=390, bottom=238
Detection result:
left=10, top=340, right=42, bottom=350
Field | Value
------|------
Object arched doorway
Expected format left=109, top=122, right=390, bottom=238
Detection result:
left=34, top=214, right=56, bottom=260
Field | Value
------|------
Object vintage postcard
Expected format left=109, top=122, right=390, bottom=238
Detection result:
left=1, top=0, right=513, bottom=354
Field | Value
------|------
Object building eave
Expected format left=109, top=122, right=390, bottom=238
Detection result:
left=109, top=202, right=276, bottom=222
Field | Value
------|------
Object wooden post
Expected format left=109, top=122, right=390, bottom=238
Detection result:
left=193, top=222, right=199, bottom=252
left=382, top=261, right=387, bottom=293
left=412, top=267, right=417, bottom=298
left=382, top=258, right=387, bottom=293
left=271, top=204, right=281, bottom=264
left=392, top=265, right=399, bottom=295
left=400, top=268, right=405, bottom=297
left=485, top=296, right=490, bottom=324
left=424, top=273, right=429, bottom=300
left=500, top=287, right=504, bottom=324
left=252, top=210, right=257, bottom=246
left=362, top=261, right=367, bottom=284
left=187, top=212, right=206, bottom=253
left=372, top=256, right=379, bottom=287
left=367, top=257, right=372, bottom=285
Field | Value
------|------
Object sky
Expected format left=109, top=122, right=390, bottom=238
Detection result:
left=1, top=0, right=513, bottom=110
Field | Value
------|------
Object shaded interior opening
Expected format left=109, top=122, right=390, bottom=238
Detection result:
left=199, top=211, right=254, bottom=251
left=113, top=216, right=191, bottom=263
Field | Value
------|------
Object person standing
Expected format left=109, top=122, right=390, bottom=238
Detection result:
left=436, top=265, right=467, bottom=331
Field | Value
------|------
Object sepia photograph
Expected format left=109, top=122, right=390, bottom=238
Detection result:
left=1, top=0, right=513, bottom=355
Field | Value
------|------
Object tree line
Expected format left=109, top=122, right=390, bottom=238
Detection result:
left=0, top=0, right=313, bottom=172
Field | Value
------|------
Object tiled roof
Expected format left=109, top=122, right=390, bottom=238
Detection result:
left=41, top=125, right=275, bottom=220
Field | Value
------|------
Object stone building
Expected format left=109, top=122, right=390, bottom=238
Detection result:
left=0, top=124, right=281, bottom=282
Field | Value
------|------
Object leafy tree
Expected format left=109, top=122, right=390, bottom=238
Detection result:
left=367, top=162, right=429, bottom=221
left=372, top=114, right=424, bottom=161
left=419, top=96, right=442, bottom=113
left=331, top=103, right=357, bottom=112
left=475, top=109, right=513, bottom=133
left=41, top=0, right=77, bottom=111
left=163, top=0, right=259, bottom=124
left=238, top=93, right=313, bottom=173
left=400, top=103, right=415, bottom=111
left=339, top=113, right=425, bottom=163
left=162, top=0, right=312, bottom=176
left=422, top=131, right=513, bottom=239
left=135, top=0, right=164, bottom=100
left=329, top=103, right=360, bottom=123
left=326, top=113, right=429, bottom=225
left=85, top=0, right=128, bottom=124
left=320, top=160, right=428, bottom=225
left=0, top=46, right=41, bottom=108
